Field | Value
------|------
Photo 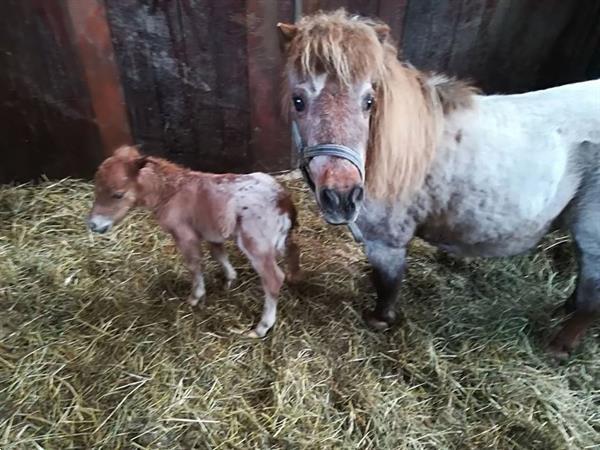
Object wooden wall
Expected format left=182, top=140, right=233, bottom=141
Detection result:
left=104, top=0, right=293, bottom=173
left=1, top=0, right=598, bottom=184
left=0, top=1, right=107, bottom=183
left=304, top=0, right=600, bottom=93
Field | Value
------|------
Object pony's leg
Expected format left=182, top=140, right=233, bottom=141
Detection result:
left=284, top=232, right=303, bottom=284
left=172, top=227, right=205, bottom=306
left=209, top=243, right=237, bottom=289
left=549, top=192, right=600, bottom=358
left=237, top=233, right=285, bottom=338
left=364, top=240, right=407, bottom=330
left=549, top=251, right=600, bottom=358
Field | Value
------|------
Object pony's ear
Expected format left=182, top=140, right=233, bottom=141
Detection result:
left=277, top=22, right=297, bottom=47
left=373, top=24, right=390, bottom=44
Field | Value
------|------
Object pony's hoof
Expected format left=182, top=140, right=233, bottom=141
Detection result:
left=551, top=304, right=565, bottom=318
left=224, top=278, right=235, bottom=290
left=547, top=335, right=574, bottom=360
left=364, top=310, right=394, bottom=331
left=551, top=299, right=576, bottom=318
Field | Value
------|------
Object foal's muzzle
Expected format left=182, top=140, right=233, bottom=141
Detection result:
left=87, top=215, right=113, bottom=234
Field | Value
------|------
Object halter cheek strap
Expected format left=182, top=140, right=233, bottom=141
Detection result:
left=291, top=121, right=364, bottom=243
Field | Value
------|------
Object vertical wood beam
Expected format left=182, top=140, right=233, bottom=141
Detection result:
left=65, top=0, right=132, bottom=156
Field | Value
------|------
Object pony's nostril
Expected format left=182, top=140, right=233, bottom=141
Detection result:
left=88, top=220, right=97, bottom=232
left=351, top=186, right=364, bottom=203
left=320, top=188, right=341, bottom=210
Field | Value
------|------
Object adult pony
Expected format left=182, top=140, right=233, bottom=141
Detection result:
left=277, top=10, right=600, bottom=358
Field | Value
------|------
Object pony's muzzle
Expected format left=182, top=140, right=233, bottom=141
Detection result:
left=88, top=215, right=113, bottom=234
left=318, top=185, right=364, bottom=224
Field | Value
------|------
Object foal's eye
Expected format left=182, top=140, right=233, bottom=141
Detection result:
left=292, top=95, right=305, bottom=112
left=112, top=192, right=125, bottom=199
left=363, top=94, right=375, bottom=112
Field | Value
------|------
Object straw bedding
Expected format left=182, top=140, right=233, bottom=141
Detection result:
left=0, top=175, right=598, bottom=449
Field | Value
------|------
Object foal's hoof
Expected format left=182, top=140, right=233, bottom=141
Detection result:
left=363, top=310, right=395, bottom=331
left=187, top=295, right=205, bottom=307
left=229, top=327, right=266, bottom=339
left=244, top=329, right=264, bottom=339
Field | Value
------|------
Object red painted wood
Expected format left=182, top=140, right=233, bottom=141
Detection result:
left=246, top=0, right=294, bottom=172
left=0, top=0, right=104, bottom=183
left=65, top=0, right=132, bottom=156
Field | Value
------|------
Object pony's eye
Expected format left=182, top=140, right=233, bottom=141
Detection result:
left=112, top=192, right=125, bottom=199
left=292, top=96, right=305, bottom=112
left=364, top=94, right=375, bottom=112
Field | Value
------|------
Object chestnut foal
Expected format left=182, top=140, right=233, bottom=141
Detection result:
left=88, top=146, right=301, bottom=338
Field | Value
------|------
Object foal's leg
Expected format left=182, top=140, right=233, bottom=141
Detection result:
left=364, top=239, right=407, bottom=330
left=238, top=234, right=285, bottom=338
left=209, top=243, right=237, bottom=289
left=172, top=227, right=205, bottom=306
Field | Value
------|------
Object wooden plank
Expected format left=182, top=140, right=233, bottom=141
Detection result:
left=539, top=0, right=600, bottom=87
left=378, top=0, right=409, bottom=46
left=400, top=0, right=580, bottom=93
left=105, top=0, right=253, bottom=173
left=65, top=0, right=132, bottom=155
left=0, top=0, right=104, bottom=183
left=246, top=0, right=294, bottom=172
left=302, top=0, right=379, bottom=17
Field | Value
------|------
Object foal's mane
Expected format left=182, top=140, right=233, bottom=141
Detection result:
left=283, top=10, right=478, bottom=199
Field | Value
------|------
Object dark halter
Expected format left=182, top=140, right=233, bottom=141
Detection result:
left=291, top=121, right=364, bottom=243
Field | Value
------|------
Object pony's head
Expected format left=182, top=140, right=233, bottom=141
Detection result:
left=88, top=146, right=147, bottom=233
left=278, top=10, right=442, bottom=223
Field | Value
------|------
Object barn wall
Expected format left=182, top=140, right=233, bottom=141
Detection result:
left=0, top=0, right=598, bottom=183
left=0, top=0, right=105, bottom=184
left=104, top=0, right=293, bottom=174
left=303, top=0, right=600, bottom=94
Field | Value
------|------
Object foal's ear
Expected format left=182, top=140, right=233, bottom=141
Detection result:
left=277, top=22, right=297, bottom=48
left=372, top=24, right=390, bottom=44
left=113, top=145, right=141, bottom=160
left=127, top=155, right=148, bottom=178
left=133, top=156, right=148, bottom=174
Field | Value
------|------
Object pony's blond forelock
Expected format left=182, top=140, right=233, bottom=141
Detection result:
left=289, top=10, right=386, bottom=87
left=283, top=10, right=477, bottom=200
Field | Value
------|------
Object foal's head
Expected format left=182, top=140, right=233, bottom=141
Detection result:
left=88, top=146, right=147, bottom=234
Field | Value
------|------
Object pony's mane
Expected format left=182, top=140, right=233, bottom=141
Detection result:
left=284, top=10, right=477, bottom=199
left=427, top=74, right=480, bottom=114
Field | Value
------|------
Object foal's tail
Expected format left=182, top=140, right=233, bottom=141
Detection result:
left=277, top=190, right=302, bottom=283
left=284, top=229, right=303, bottom=283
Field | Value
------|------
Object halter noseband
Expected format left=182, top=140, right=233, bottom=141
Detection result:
left=291, top=121, right=364, bottom=242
